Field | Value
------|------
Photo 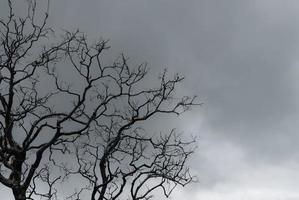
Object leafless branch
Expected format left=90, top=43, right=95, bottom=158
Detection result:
left=0, top=1, right=199, bottom=200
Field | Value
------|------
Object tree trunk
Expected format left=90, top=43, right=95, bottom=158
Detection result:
left=10, top=153, right=26, bottom=200
left=13, top=188, right=26, bottom=200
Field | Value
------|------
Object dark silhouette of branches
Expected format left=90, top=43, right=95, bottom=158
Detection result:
left=0, top=1, right=199, bottom=199
left=66, top=129, right=196, bottom=200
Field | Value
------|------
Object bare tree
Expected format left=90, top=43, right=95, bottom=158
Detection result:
left=0, top=0, right=199, bottom=199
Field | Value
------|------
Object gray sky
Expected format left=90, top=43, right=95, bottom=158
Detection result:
left=2, top=0, right=299, bottom=199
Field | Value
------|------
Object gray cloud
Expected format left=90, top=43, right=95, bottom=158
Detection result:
left=2, top=0, right=299, bottom=199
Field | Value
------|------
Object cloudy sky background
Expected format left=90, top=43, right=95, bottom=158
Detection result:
left=2, top=0, right=299, bottom=199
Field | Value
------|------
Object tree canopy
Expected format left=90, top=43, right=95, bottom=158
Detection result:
left=0, top=1, right=199, bottom=199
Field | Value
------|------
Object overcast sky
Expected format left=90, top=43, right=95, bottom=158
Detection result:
left=2, top=0, right=299, bottom=199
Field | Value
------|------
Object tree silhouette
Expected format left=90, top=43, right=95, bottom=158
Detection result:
left=0, top=1, right=199, bottom=199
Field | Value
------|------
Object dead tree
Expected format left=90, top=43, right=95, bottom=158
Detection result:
left=0, top=1, right=199, bottom=199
